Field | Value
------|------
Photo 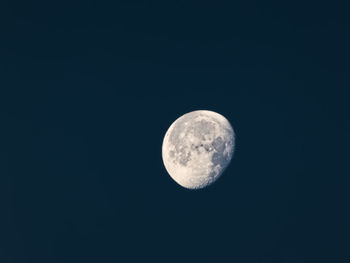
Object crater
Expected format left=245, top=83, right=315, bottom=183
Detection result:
left=179, top=150, right=191, bottom=166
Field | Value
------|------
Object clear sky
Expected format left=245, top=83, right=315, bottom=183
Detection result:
left=1, top=1, right=349, bottom=262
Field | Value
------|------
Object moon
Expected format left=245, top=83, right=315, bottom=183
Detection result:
left=162, top=110, right=235, bottom=189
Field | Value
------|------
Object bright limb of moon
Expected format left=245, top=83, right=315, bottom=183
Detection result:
left=162, top=110, right=235, bottom=189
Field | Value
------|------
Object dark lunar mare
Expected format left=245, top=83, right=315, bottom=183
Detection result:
left=210, top=136, right=227, bottom=178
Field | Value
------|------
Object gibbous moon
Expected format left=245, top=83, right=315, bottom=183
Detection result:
left=162, top=110, right=235, bottom=189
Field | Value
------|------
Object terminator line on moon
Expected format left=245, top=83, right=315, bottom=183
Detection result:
left=162, top=110, right=235, bottom=189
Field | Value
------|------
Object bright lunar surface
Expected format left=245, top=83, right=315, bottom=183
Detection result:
left=162, top=110, right=235, bottom=189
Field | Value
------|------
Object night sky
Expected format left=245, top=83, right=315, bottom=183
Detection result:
left=1, top=1, right=350, bottom=262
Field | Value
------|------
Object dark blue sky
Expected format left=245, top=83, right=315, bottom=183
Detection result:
left=1, top=1, right=349, bottom=262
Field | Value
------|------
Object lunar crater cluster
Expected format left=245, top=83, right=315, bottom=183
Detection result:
left=162, top=110, right=235, bottom=189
